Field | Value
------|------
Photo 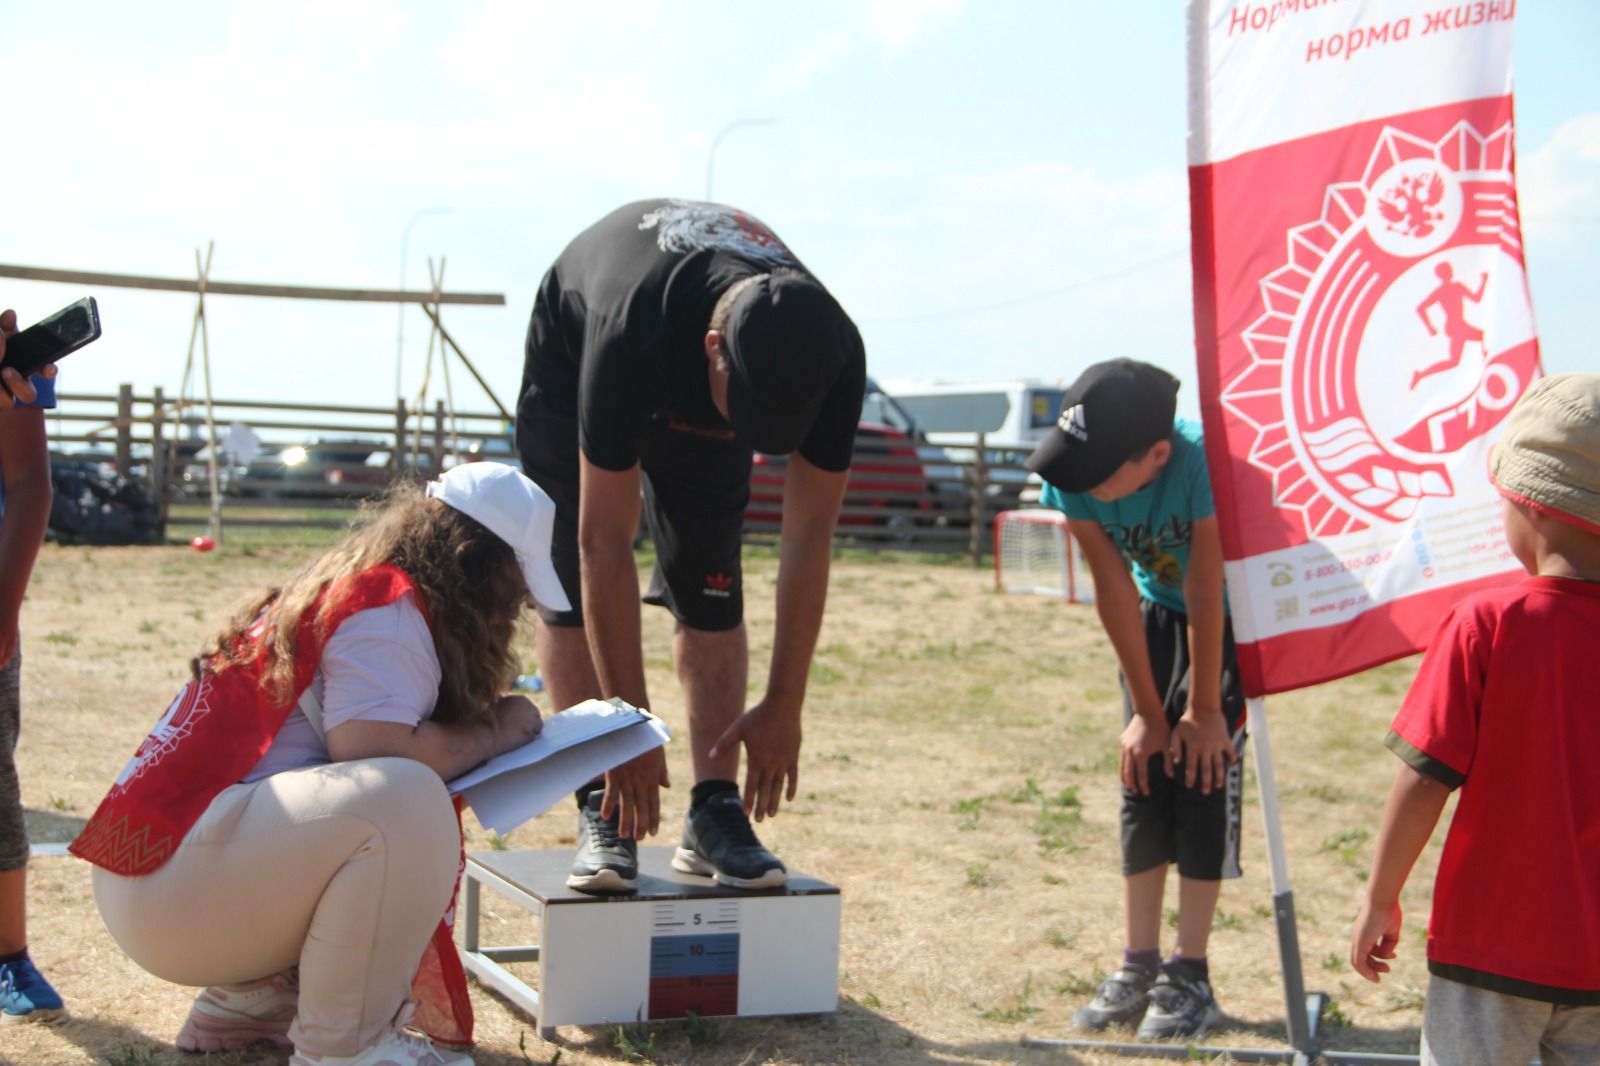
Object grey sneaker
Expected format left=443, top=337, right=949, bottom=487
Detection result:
left=1072, top=965, right=1155, bottom=1030
left=567, top=791, right=638, bottom=893
left=1136, top=964, right=1223, bottom=1041
left=671, top=792, right=787, bottom=889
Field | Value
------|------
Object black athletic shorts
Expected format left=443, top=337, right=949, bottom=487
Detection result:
left=516, top=395, right=751, bottom=633
left=1118, top=597, right=1248, bottom=881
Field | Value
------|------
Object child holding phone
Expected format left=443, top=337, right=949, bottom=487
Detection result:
left=0, top=306, right=65, bottom=1021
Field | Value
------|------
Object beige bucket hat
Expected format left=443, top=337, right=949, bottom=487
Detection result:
left=1489, top=373, right=1600, bottom=534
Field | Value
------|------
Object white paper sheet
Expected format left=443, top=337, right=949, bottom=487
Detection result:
left=448, top=697, right=671, bottom=835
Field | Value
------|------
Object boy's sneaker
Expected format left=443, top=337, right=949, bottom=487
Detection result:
left=290, top=1028, right=472, bottom=1065
left=567, top=790, right=638, bottom=893
left=1071, top=964, right=1156, bottom=1030
left=0, top=953, right=63, bottom=1024
left=1136, top=964, right=1223, bottom=1042
left=671, top=791, right=787, bottom=889
left=176, top=967, right=298, bottom=1051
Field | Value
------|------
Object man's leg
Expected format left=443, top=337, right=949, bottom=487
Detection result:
left=517, top=392, right=639, bottom=893
left=667, top=622, right=786, bottom=889
left=537, top=618, right=602, bottom=714
left=540, top=616, right=642, bottom=893
left=676, top=622, right=747, bottom=783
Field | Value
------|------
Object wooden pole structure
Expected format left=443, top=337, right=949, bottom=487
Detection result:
left=193, top=244, right=224, bottom=543
left=428, top=258, right=461, bottom=464
left=417, top=303, right=513, bottom=423
left=0, top=263, right=503, bottom=307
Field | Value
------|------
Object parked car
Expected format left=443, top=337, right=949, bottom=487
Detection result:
left=877, top=378, right=1067, bottom=451
left=746, top=422, right=932, bottom=539
left=234, top=438, right=391, bottom=498
left=462, top=434, right=521, bottom=470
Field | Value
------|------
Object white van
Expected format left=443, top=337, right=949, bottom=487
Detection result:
left=877, top=379, right=1067, bottom=450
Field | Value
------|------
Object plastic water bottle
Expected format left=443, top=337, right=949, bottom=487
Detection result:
left=512, top=673, right=545, bottom=693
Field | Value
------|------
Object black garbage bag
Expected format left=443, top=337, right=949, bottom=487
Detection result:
left=47, top=460, right=161, bottom=546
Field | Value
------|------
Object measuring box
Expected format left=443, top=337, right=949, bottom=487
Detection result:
left=461, top=847, right=841, bottom=1037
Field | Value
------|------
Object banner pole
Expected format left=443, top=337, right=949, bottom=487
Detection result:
left=1248, top=695, right=1322, bottom=1061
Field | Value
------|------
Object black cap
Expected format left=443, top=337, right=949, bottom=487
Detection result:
left=723, top=274, right=851, bottom=456
left=1024, top=359, right=1180, bottom=493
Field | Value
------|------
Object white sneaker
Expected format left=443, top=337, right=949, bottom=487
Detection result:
left=289, top=1009, right=473, bottom=1066
left=175, top=967, right=298, bottom=1051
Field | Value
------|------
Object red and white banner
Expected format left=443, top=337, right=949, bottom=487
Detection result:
left=1187, top=0, right=1538, bottom=696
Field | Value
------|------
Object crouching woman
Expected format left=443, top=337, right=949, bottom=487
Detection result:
left=71, top=463, right=569, bottom=1066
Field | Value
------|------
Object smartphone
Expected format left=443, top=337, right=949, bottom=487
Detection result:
left=2, top=297, right=102, bottom=378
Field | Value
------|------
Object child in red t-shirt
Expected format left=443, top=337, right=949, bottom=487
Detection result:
left=1349, top=373, right=1600, bottom=1065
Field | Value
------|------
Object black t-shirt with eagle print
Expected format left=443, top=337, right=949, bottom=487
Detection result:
left=516, top=199, right=865, bottom=473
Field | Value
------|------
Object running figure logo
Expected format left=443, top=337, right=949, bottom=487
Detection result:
left=1413, top=263, right=1489, bottom=388
left=1222, top=121, right=1539, bottom=537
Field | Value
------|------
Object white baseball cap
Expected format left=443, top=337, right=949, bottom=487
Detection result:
left=425, top=462, right=572, bottom=612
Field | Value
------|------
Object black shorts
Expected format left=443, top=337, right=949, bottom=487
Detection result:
left=1118, top=598, right=1248, bottom=881
left=516, top=393, right=751, bottom=632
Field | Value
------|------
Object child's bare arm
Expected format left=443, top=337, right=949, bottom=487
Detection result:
left=1175, top=515, right=1234, bottom=793
left=1349, top=762, right=1452, bottom=981
left=1069, top=518, right=1171, bottom=794
left=0, top=404, right=52, bottom=663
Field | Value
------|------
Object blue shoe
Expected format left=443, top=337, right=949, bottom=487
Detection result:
left=0, top=953, right=63, bottom=1023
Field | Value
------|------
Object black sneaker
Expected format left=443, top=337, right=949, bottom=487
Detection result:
left=1136, top=963, right=1223, bottom=1041
left=567, top=791, right=638, bottom=893
left=1072, top=965, right=1155, bottom=1030
left=671, top=792, right=787, bottom=889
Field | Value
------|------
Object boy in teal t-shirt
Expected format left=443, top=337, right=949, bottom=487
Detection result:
left=1027, top=358, right=1245, bottom=1043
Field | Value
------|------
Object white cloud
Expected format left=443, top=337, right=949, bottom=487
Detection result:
left=771, top=0, right=966, bottom=88
left=228, top=0, right=407, bottom=70
left=1518, top=113, right=1600, bottom=249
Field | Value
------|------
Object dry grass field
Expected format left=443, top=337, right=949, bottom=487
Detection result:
left=7, top=525, right=1447, bottom=1065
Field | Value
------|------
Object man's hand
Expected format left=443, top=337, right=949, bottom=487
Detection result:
left=1120, top=714, right=1171, bottom=795
left=710, top=698, right=802, bottom=822
left=602, top=745, right=670, bottom=839
left=1349, top=899, right=1402, bottom=982
left=1170, top=708, right=1237, bottom=794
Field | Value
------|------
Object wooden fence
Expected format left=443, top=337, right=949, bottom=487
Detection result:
left=48, top=389, right=1038, bottom=560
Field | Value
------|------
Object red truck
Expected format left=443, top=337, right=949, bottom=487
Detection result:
left=745, top=421, right=932, bottom=540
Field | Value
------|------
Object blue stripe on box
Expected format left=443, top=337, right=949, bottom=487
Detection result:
left=649, top=933, right=739, bottom=979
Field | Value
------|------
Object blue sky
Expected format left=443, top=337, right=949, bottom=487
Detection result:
left=6, top=1, right=1596, bottom=422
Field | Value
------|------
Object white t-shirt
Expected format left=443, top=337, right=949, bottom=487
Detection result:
left=242, top=593, right=440, bottom=782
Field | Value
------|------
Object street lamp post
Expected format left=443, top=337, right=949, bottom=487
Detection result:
left=396, top=206, right=452, bottom=400
left=705, top=118, right=775, bottom=202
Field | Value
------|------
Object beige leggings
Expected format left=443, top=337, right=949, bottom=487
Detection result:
left=92, top=758, right=460, bottom=1058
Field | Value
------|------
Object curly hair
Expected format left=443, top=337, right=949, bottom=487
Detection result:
left=198, top=479, right=526, bottom=728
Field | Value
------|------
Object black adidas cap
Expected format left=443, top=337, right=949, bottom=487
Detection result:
left=1024, top=359, right=1180, bottom=493
left=723, top=274, right=853, bottom=456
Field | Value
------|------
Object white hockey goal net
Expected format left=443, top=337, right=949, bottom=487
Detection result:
left=993, top=510, right=1091, bottom=602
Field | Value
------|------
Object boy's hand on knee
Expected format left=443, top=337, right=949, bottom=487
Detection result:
left=1170, top=709, right=1237, bottom=794
left=1349, top=900, right=1402, bottom=982
left=1120, top=715, right=1171, bottom=795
